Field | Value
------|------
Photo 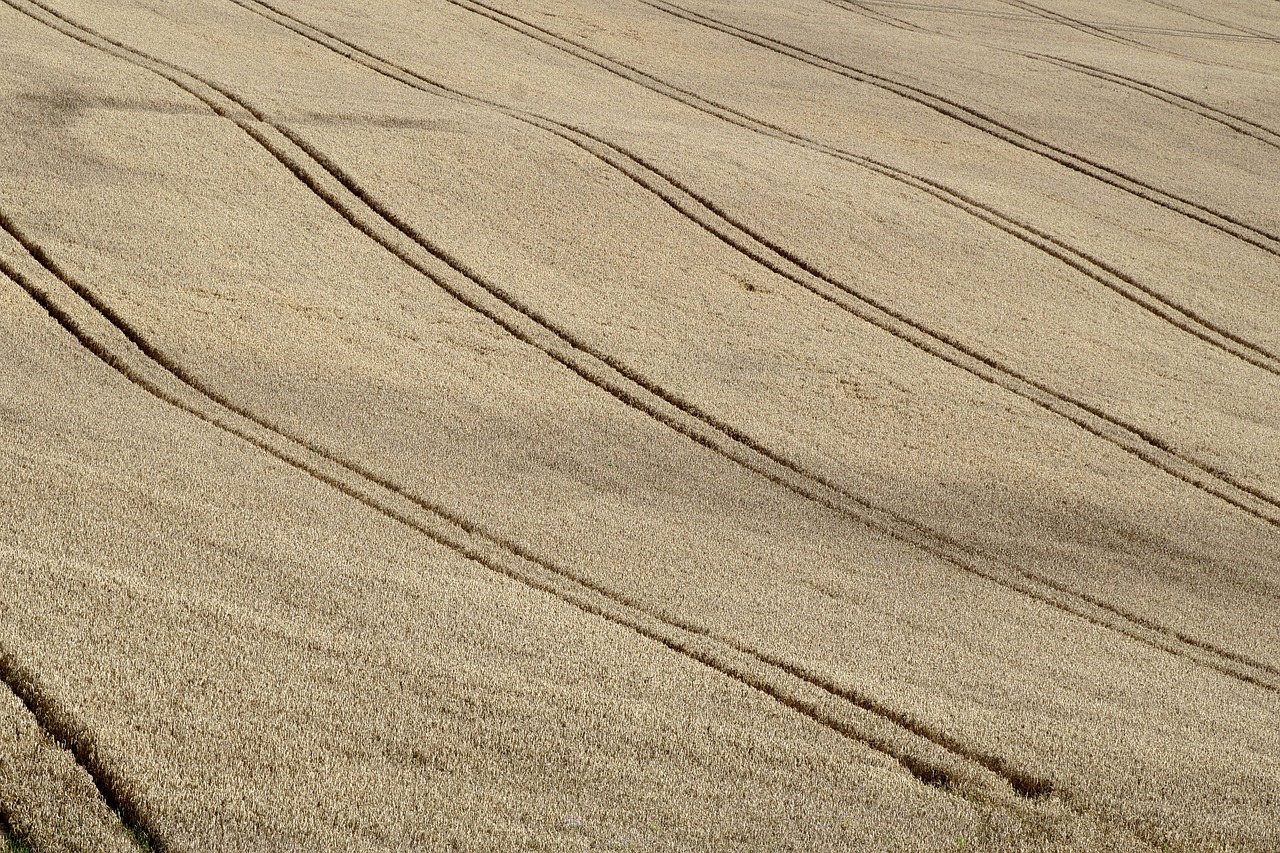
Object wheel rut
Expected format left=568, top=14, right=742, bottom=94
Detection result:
left=1137, top=0, right=1280, bottom=44
left=643, top=0, right=1280, bottom=257
left=824, top=0, right=1280, bottom=152
left=448, top=0, right=1280, bottom=370
left=2, top=0, right=1275, bottom=724
left=992, top=0, right=1269, bottom=71
left=223, top=0, right=1280, bottom=683
left=233, top=0, right=1280, bottom=517
left=1030, top=53, right=1280, bottom=152
left=0, top=191, right=1057, bottom=816
left=444, top=0, right=1280, bottom=492
left=0, top=619, right=156, bottom=851
left=58, top=0, right=1280, bottom=694
left=3, top=0, right=1278, bottom=834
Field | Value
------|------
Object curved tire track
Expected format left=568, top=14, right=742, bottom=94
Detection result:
left=216, top=0, right=1280, bottom=690
left=228, top=0, right=1280, bottom=515
left=0, top=202, right=1056, bottom=810
left=993, top=0, right=1268, bottom=71
left=999, top=0, right=1149, bottom=47
left=443, top=0, right=1280, bottom=481
left=12, top=0, right=1273, bottom=696
left=1137, top=0, right=1280, bottom=44
left=0, top=429, right=167, bottom=850
left=1030, top=52, right=1280, bottom=152
left=447, top=0, right=1280, bottom=374
left=643, top=0, right=1280, bottom=257
left=1, top=0, right=1276, bottom=817
left=825, top=0, right=1280, bottom=152
left=818, top=0, right=931, bottom=32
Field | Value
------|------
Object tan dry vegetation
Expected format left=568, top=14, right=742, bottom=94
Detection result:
left=0, top=0, right=1277, bottom=850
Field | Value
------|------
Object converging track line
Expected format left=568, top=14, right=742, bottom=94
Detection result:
left=3, top=0, right=1276, bottom=715
left=0, top=191, right=1054, bottom=812
left=218, top=0, right=1280, bottom=689
left=442, top=0, right=1280, bottom=497
left=2, top=0, right=1278, bottom=834
left=642, top=0, right=1280, bottom=256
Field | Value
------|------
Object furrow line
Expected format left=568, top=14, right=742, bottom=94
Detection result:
left=0, top=210, right=1050, bottom=808
left=226, top=0, right=1280, bottom=684
left=644, top=0, right=1280, bottom=256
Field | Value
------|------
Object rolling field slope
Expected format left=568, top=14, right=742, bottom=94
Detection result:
left=1, top=0, right=1277, bottom=850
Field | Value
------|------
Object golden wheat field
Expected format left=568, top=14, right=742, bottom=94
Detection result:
left=1, top=0, right=1278, bottom=850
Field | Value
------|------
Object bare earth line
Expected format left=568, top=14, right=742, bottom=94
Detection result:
left=219, top=0, right=1280, bottom=684
left=11, top=0, right=1278, bottom=700
left=644, top=0, right=1280, bottom=256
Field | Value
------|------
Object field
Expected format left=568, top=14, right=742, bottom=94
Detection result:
left=1, top=0, right=1278, bottom=850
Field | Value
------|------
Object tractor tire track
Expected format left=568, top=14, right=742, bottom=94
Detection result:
left=444, top=0, right=1280, bottom=480
left=1031, top=53, right=1280, bottom=152
left=997, top=0, right=1150, bottom=47
left=13, top=0, right=1277, bottom=712
left=824, top=0, right=1022, bottom=31
left=817, top=0, right=932, bottom=33
left=0, top=0, right=1114, bottom=809
left=220, top=0, right=1280, bottom=690
left=643, top=0, right=1280, bottom=256
left=2, top=0, right=1280, bottom=819
left=228, top=0, right=1280, bottom=512
left=1138, top=0, right=1280, bottom=44
left=448, top=0, right=1280, bottom=373
left=822, top=0, right=1280, bottom=152
left=0, top=483, right=161, bottom=849
left=80, top=0, right=1280, bottom=691
left=993, top=0, right=1268, bottom=71
left=10, top=0, right=1280, bottom=783
left=845, top=1, right=1275, bottom=49
left=0, top=199, right=1057, bottom=811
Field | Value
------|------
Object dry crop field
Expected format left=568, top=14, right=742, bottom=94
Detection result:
left=0, top=0, right=1277, bottom=850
